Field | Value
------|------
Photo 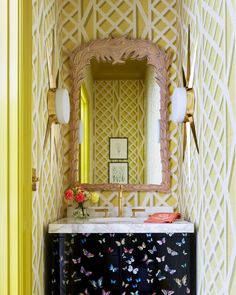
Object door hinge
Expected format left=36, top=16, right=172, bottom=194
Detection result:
left=32, top=168, right=39, bottom=191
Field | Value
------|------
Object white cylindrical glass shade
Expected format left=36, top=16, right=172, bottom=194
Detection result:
left=55, top=88, right=70, bottom=124
left=171, top=87, right=187, bottom=123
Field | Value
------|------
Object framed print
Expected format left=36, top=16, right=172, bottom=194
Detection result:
left=108, top=162, right=129, bottom=184
left=109, top=137, right=128, bottom=160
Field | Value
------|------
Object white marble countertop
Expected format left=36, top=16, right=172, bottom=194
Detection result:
left=48, top=217, right=194, bottom=234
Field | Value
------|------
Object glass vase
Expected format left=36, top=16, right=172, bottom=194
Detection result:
left=73, top=204, right=88, bottom=219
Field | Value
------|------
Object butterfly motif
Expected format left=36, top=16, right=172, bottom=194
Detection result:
left=156, top=255, right=165, bottom=262
left=126, top=233, right=134, bottom=237
left=116, top=238, right=125, bottom=246
left=131, top=291, right=139, bottom=295
left=80, top=238, right=87, bottom=244
left=157, top=237, right=166, bottom=245
left=65, top=248, right=72, bottom=256
left=126, top=256, right=135, bottom=264
left=148, top=245, right=157, bottom=254
left=51, top=279, right=56, bottom=284
left=102, top=290, right=111, bottom=295
left=98, top=252, right=104, bottom=257
left=122, top=282, right=129, bottom=288
left=72, top=257, right=81, bottom=264
left=83, top=249, right=94, bottom=258
left=156, top=270, right=166, bottom=281
left=132, top=284, right=138, bottom=288
left=174, top=275, right=187, bottom=288
left=80, top=266, right=92, bottom=276
left=127, top=277, right=133, bottom=282
left=164, top=264, right=176, bottom=275
left=182, top=233, right=187, bottom=236
left=147, top=268, right=153, bottom=273
left=186, top=287, right=190, bottom=293
left=181, top=263, right=187, bottom=268
left=110, top=279, right=117, bottom=284
left=89, top=277, right=103, bottom=289
left=161, top=290, right=175, bottom=295
left=138, top=242, right=146, bottom=250
left=183, top=250, right=188, bottom=255
left=128, top=265, right=139, bottom=274
left=71, top=271, right=81, bottom=282
left=109, top=233, right=115, bottom=237
left=142, top=254, right=153, bottom=265
left=146, top=233, right=152, bottom=237
left=79, top=288, right=89, bottom=295
left=99, top=238, right=106, bottom=244
left=176, top=238, right=185, bottom=247
left=167, top=247, right=178, bottom=256
left=132, top=238, right=138, bottom=243
left=147, top=278, right=154, bottom=284
left=62, top=279, right=69, bottom=285
left=109, top=264, right=118, bottom=273
left=70, top=238, right=75, bottom=244
left=107, top=247, right=114, bottom=253
left=147, top=238, right=153, bottom=243
left=124, top=247, right=134, bottom=254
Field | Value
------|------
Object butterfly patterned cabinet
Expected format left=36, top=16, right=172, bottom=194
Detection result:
left=47, top=220, right=195, bottom=295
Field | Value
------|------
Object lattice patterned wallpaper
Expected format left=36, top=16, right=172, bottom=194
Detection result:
left=58, top=0, right=180, bottom=207
left=32, top=0, right=69, bottom=294
left=178, top=1, right=236, bottom=294
left=93, top=80, right=145, bottom=184
left=32, top=0, right=180, bottom=294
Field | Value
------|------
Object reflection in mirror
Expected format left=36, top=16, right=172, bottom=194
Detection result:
left=79, top=59, right=162, bottom=185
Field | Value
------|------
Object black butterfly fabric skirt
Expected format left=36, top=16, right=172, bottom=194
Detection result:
left=47, top=233, right=196, bottom=295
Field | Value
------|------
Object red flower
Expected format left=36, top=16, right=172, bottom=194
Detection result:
left=75, top=192, right=86, bottom=203
left=64, top=189, right=74, bottom=200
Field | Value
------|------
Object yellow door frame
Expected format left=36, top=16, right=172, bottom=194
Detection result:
left=0, top=0, right=32, bottom=295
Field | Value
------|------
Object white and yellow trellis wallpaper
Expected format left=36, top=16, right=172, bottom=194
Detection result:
left=32, top=1, right=179, bottom=293
left=32, top=0, right=236, bottom=294
left=178, top=1, right=236, bottom=295
left=93, top=80, right=145, bottom=184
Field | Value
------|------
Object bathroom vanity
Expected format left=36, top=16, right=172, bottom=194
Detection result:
left=48, top=218, right=195, bottom=295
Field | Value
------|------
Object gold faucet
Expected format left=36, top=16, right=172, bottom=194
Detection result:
left=117, top=187, right=123, bottom=217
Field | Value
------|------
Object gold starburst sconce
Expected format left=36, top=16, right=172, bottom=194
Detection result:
left=43, top=27, right=70, bottom=156
left=171, top=25, right=199, bottom=160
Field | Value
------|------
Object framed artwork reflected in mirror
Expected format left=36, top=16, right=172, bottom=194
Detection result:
left=108, top=162, right=129, bottom=184
left=109, top=137, right=128, bottom=160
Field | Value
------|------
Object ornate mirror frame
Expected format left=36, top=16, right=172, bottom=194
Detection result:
left=70, top=37, right=171, bottom=193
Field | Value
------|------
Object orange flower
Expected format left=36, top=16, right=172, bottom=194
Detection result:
left=75, top=192, right=86, bottom=203
left=65, top=189, right=74, bottom=200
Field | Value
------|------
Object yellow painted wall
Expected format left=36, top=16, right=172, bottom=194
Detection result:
left=178, top=1, right=236, bottom=294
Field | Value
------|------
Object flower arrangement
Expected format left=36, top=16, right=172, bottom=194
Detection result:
left=64, top=186, right=99, bottom=218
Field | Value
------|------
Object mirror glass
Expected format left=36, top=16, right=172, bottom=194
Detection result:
left=79, top=59, right=162, bottom=185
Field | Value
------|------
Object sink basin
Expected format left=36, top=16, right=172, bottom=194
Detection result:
left=88, top=217, right=146, bottom=224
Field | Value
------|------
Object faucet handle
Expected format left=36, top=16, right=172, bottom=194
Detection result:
left=94, top=208, right=109, bottom=217
left=132, top=208, right=145, bottom=218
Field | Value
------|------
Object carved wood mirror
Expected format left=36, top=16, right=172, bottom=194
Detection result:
left=70, top=37, right=171, bottom=192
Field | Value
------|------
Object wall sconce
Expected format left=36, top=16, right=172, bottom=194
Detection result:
left=43, top=87, right=70, bottom=149
left=171, top=25, right=199, bottom=159
left=43, top=27, right=70, bottom=149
